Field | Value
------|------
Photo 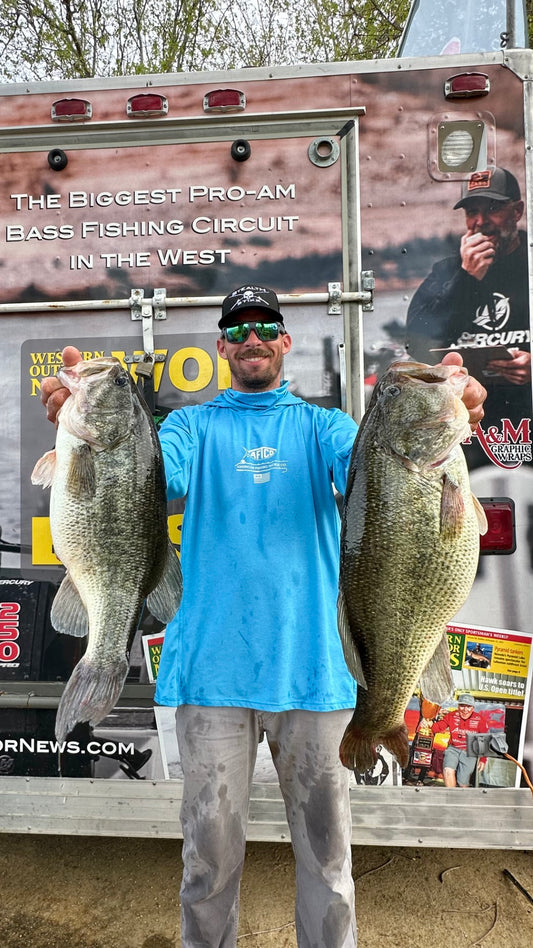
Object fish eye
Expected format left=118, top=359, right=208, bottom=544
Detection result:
left=114, top=375, right=129, bottom=387
left=384, top=385, right=401, bottom=398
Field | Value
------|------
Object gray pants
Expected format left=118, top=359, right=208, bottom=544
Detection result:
left=176, top=705, right=357, bottom=948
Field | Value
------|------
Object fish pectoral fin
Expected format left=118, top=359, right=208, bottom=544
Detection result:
left=50, top=572, right=89, bottom=637
left=337, top=588, right=367, bottom=688
left=473, top=493, right=489, bottom=535
left=440, top=472, right=466, bottom=540
left=31, top=449, right=57, bottom=488
left=67, top=443, right=97, bottom=500
left=418, top=631, right=453, bottom=706
left=146, top=540, right=183, bottom=623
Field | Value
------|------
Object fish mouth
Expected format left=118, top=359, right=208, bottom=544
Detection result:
left=391, top=360, right=469, bottom=396
left=383, top=362, right=471, bottom=471
left=58, top=357, right=121, bottom=393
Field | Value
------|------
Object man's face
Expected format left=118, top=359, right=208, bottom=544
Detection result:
left=216, top=307, right=292, bottom=392
left=463, top=198, right=523, bottom=255
left=458, top=703, right=474, bottom=720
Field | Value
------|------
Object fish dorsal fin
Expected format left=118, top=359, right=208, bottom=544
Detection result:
left=31, top=449, right=57, bottom=488
left=51, top=572, right=89, bottom=638
left=337, top=588, right=367, bottom=688
left=67, top=444, right=97, bottom=500
left=147, top=540, right=183, bottom=623
left=418, top=631, right=453, bottom=706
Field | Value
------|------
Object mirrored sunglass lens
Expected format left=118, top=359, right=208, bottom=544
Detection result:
left=225, top=322, right=280, bottom=342
left=257, top=323, right=279, bottom=340
left=225, top=324, right=248, bottom=342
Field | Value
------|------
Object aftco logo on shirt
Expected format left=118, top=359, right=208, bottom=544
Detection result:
left=235, top=446, right=288, bottom=483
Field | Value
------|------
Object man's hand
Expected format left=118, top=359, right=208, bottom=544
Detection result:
left=439, top=351, right=486, bottom=429
left=41, top=346, right=83, bottom=424
left=487, top=348, right=531, bottom=386
left=460, top=230, right=496, bottom=281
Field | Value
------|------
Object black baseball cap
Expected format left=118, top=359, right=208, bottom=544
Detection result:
left=454, top=167, right=521, bottom=209
left=219, top=285, right=284, bottom=329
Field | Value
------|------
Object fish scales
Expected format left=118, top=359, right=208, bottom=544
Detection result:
left=338, top=361, right=487, bottom=773
left=32, top=357, right=182, bottom=741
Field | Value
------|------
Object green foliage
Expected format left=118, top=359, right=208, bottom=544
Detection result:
left=0, top=0, right=530, bottom=83
left=527, top=0, right=533, bottom=42
left=0, top=0, right=411, bottom=81
left=299, top=0, right=410, bottom=62
left=0, top=0, right=227, bottom=80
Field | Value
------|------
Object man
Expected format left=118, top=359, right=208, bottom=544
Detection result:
left=466, top=643, right=491, bottom=668
left=423, top=694, right=488, bottom=788
left=406, top=167, right=531, bottom=390
left=42, top=284, right=486, bottom=948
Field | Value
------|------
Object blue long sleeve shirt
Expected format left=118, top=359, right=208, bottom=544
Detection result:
left=154, top=382, right=358, bottom=712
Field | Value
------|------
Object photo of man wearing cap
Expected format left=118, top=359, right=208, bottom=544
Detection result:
left=422, top=694, right=489, bottom=788
left=40, top=284, right=487, bottom=948
left=405, top=167, right=531, bottom=455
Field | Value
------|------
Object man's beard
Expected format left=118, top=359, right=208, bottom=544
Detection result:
left=228, top=348, right=283, bottom=390
left=480, top=225, right=517, bottom=256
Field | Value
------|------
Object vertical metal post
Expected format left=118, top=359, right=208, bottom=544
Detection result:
left=339, top=119, right=365, bottom=422
left=506, top=0, right=516, bottom=48
left=522, top=73, right=533, bottom=418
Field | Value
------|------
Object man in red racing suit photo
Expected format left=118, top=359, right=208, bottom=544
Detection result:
left=422, top=693, right=488, bottom=787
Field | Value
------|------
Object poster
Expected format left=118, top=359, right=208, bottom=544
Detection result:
left=402, top=623, right=532, bottom=789
left=0, top=59, right=532, bottom=788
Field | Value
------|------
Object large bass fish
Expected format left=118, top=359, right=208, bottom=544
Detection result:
left=338, top=361, right=487, bottom=772
left=32, top=356, right=182, bottom=742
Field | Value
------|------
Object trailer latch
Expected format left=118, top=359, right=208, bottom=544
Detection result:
left=128, top=289, right=167, bottom=406
left=327, top=274, right=375, bottom=315
left=129, top=287, right=167, bottom=366
left=328, top=282, right=343, bottom=315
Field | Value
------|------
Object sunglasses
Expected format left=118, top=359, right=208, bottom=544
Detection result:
left=222, top=321, right=285, bottom=343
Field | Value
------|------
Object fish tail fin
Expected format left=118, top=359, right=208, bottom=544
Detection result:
left=380, top=725, right=410, bottom=770
left=339, top=722, right=377, bottom=773
left=339, top=716, right=409, bottom=772
left=55, top=656, right=129, bottom=742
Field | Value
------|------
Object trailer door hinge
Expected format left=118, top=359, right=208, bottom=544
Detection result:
left=361, top=271, right=375, bottom=312
left=153, top=287, right=167, bottom=321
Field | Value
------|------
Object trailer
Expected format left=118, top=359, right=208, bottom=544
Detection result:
left=0, top=41, right=532, bottom=847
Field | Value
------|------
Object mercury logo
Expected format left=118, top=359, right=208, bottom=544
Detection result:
left=474, top=293, right=510, bottom=332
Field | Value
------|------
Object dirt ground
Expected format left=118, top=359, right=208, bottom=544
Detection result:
left=1, top=835, right=532, bottom=948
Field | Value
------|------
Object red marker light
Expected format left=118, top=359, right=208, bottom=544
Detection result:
left=479, top=498, right=516, bottom=554
left=127, top=93, right=168, bottom=117
left=444, top=73, right=490, bottom=99
left=203, top=89, right=246, bottom=112
left=51, top=99, right=92, bottom=122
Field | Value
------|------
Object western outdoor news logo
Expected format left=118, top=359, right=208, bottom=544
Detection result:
left=0, top=738, right=135, bottom=757
left=466, top=417, right=532, bottom=469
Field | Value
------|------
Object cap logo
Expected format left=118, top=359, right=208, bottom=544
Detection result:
left=229, top=287, right=272, bottom=312
left=467, top=170, right=492, bottom=193
left=219, top=283, right=281, bottom=328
